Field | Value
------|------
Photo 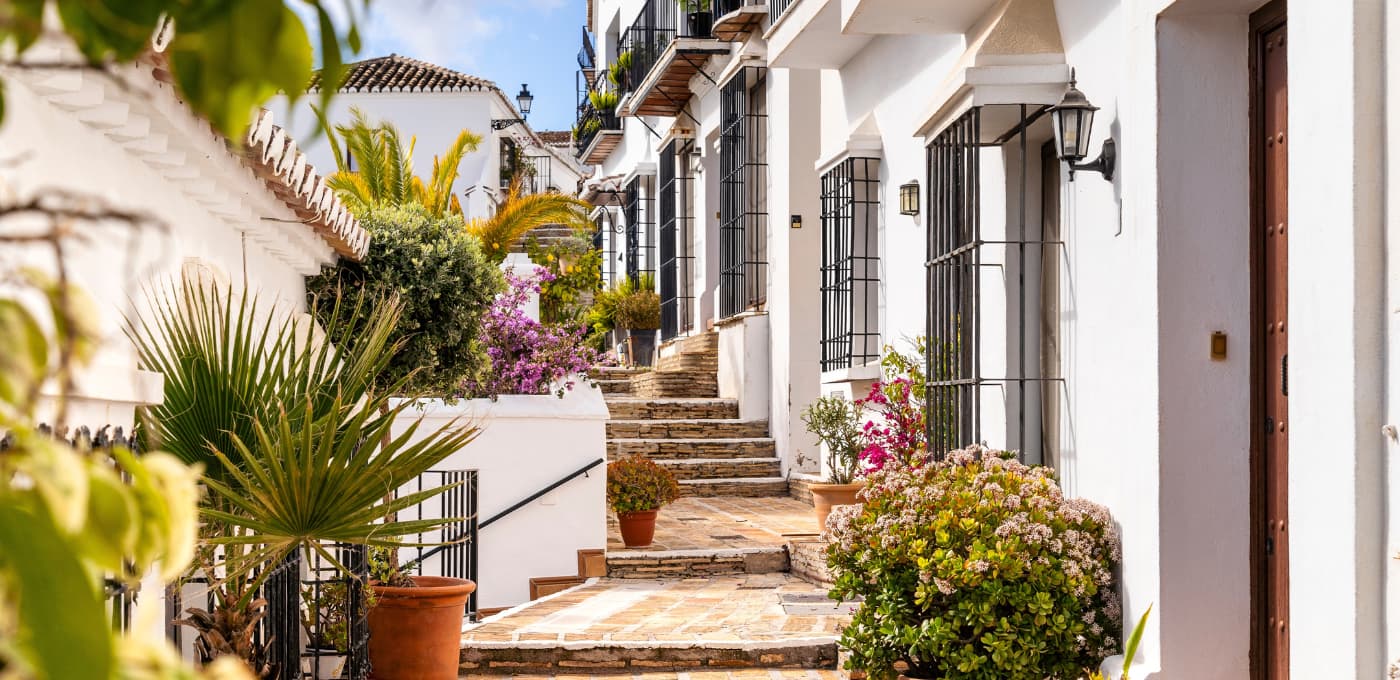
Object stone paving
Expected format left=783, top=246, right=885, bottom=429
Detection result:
left=492, top=672, right=846, bottom=680
left=460, top=575, right=850, bottom=673
left=606, top=497, right=820, bottom=552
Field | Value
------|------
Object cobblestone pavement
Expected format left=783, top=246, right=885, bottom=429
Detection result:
left=462, top=575, right=849, bottom=644
left=494, top=672, right=846, bottom=680
left=606, top=497, right=821, bottom=552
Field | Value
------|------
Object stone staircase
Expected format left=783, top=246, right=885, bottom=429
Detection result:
left=511, top=223, right=583, bottom=253
left=596, top=331, right=787, bottom=499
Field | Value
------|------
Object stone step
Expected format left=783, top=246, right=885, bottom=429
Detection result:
left=632, top=371, right=718, bottom=399
left=589, top=366, right=649, bottom=380
left=610, top=438, right=776, bottom=460
left=605, top=398, right=739, bottom=420
left=667, top=330, right=719, bottom=355
left=679, top=477, right=790, bottom=497
left=654, top=351, right=718, bottom=373
left=598, top=379, right=635, bottom=395
left=605, top=546, right=789, bottom=579
left=606, top=419, right=769, bottom=439
left=654, top=457, right=782, bottom=481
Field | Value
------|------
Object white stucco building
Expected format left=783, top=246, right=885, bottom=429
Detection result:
left=281, top=54, right=588, bottom=222
left=574, top=0, right=1399, bottom=676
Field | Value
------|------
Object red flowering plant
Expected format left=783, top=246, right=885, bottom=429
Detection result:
left=854, top=377, right=927, bottom=471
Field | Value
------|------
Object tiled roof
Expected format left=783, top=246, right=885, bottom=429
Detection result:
left=537, top=130, right=573, bottom=146
left=244, top=109, right=369, bottom=260
left=311, top=54, right=496, bottom=94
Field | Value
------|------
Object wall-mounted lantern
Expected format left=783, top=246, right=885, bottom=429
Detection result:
left=899, top=180, right=920, bottom=216
left=1049, top=69, right=1115, bottom=182
left=791, top=214, right=802, bottom=229
left=492, top=83, right=535, bottom=130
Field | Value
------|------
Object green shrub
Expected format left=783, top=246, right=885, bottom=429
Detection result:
left=799, top=395, right=863, bottom=484
left=615, top=289, right=661, bottom=330
left=826, top=445, right=1121, bottom=680
left=526, top=234, right=603, bottom=326
left=606, top=457, right=680, bottom=513
left=307, top=204, right=503, bottom=395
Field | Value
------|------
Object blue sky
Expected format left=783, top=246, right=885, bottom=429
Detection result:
left=299, top=0, right=586, bottom=132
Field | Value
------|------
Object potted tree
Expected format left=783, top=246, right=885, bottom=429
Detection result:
left=616, top=285, right=661, bottom=367
left=799, top=395, right=865, bottom=529
left=682, top=0, right=713, bottom=38
left=607, top=456, right=681, bottom=548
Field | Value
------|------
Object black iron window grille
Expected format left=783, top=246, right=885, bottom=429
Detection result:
left=659, top=138, right=696, bottom=341
left=624, top=176, right=655, bottom=285
left=500, top=137, right=519, bottom=188
left=522, top=154, right=554, bottom=194
left=925, top=105, right=1063, bottom=464
left=820, top=156, right=881, bottom=372
left=719, top=65, right=768, bottom=319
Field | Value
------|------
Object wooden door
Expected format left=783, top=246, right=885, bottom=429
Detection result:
left=1251, top=2, right=1288, bottom=678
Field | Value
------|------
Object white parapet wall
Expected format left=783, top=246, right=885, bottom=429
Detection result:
left=390, top=382, right=609, bottom=611
left=717, top=312, right=770, bottom=423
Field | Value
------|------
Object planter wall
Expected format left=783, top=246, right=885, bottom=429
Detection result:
left=390, top=382, right=609, bottom=610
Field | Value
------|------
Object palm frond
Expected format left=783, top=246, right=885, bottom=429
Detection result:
left=466, top=175, right=592, bottom=261
left=418, top=128, right=482, bottom=217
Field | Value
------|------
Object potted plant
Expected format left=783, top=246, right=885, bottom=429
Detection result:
left=799, top=395, right=865, bottom=529
left=607, top=456, right=681, bottom=548
left=589, top=89, right=620, bottom=115
left=615, top=286, right=661, bottom=367
left=300, top=581, right=372, bottom=680
left=364, top=547, right=477, bottom=680
left=825, top=445, right=1121, bottom=680
left=608, top=51, right=633, bottom=92
left=682, top=0, right=713, bottom=37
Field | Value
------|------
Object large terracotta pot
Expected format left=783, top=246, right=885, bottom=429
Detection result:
left=368, top=575, right=476, bottom=679
left=811, top=482, right=863, bottom=530
left=616, top=509, right=659, bottom=548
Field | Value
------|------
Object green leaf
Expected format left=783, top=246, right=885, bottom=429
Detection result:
left=1121, top=603, right=1152, bottom=680
left=0, top=499, right=113, bottom=680
left=166, top=0, right=313, bottom=138
left=55, top=0, right=165, bottom=63
left=0, top=300, right=47, bottom=411
left=74, top=465, right=139, bottom=574
left=0, top=0, right=44, bottom=54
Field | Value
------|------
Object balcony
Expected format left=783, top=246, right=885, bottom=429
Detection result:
left=766, top=0, right=1000, bottom=68
left=575, top=103, right=623, bottom=165
left=712, top=0, right=768, bottom=42
left=617, top=0, right=731, bottom=118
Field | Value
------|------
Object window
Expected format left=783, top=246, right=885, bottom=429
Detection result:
left=719, top=65, right=768, bottom=319
left=820, top=157, right=881, bottom=372
left=624, top=176, right=655, bottom=285
left=925, top=105, right=1062, bottom=464
left=500, top=137, right=519, bottom=188
left=659, top=138, right=696, bottom=341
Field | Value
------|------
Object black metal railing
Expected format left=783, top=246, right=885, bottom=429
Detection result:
left=522, top=154, right=554, bottom=194
left=770, top=0, right=797, bottom=21
left=480, top=459, right=605, bottom=529
left=719, top=66, right=768, bottom=318
left=578, top=25, right=595, bottom=71
left=619, top=0, right=719, bottom=97
left=659, top=138, right=696, bottom=341
left=821, top=156, right=881, bottom=371
left=715, top=0, right=748, bottom=16
left=396, top=469, right=480, bottom=619
left=624, top=175, right=655, bottom=284
left=575, top=103, right=621, bottom=157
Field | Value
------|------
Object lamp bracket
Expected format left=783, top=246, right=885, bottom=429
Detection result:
left=492, top=118, right=525, bottom=130
left=1069, top=137, right=1115, bottom=182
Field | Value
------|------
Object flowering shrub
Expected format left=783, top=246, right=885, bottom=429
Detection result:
left=799, top=395, right=864, bottom=484
left=826, top=445, right=1121, bottom=680
left=606, top=457, right=681, bottom=513
left=461, top=268, right=602, bottom=398
left=854, top=377, right=927, bottom=471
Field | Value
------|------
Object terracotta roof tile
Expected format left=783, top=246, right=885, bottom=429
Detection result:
left=536, top=130, right=573, bottom=146
left=310, top=54, right=495, bottom=94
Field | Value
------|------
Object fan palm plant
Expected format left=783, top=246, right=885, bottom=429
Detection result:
left=127, top=279, right=398, bottom=480
left=320, top=106, right=482, bottom=218
left=467, top=174, right=593, bottom=262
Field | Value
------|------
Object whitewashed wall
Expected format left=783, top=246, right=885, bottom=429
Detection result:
left=390, top=384, right=609, bottom=611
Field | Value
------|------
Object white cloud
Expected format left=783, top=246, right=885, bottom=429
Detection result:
left=362, top=0, right=499, bottom=70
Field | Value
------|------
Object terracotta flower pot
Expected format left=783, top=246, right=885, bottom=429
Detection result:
left=367, top=575, right=476, bottom=679
left=811, top=482, right=863, bottom=530
left=617, top=509, right=659, bottom=547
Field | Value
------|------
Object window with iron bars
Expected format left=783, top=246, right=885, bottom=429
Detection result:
left=925, top=105, right=1063, bottom=465
left=659, top=138, right=696, bottom=341
left=624, top=176, right=655, bottom=285
left=719, top=65, right=768, bottom=318
left=820, top=156, right=881, bottom=372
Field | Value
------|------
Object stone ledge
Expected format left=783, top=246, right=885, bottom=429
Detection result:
left=460, top=639, right=838, bottom=674
left=605, top=546, right=789, bottom=578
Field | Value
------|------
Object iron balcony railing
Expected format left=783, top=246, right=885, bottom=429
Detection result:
left=575, top=101, right=621, bottom=157
left=578, top=25, right=595, bottom=71
left=769, top=0, right=796, bottom=21
left=619, top=0, right=716, bottom=98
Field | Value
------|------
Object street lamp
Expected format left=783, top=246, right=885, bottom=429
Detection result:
left=492, top=83, right=535, bottom=130
left=1049, top=69, right=1115, bottom=181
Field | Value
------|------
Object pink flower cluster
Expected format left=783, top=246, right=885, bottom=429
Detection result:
left=461, top=268, right=602, bottom=398
left=853, top=377, right=927, bottom=471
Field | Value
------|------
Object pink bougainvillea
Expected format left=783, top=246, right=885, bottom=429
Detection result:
left=461, top=268, right=603, bottom=398
left=853, top=377, right=927, bottom=471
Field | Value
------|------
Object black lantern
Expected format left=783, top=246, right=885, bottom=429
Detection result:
left=1049, top=69, right=1115, bottom=181
left=899, top=180, right=920, bottom=216
left=516, top=83, right=534, bottom=118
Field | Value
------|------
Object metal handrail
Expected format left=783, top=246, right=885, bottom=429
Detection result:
left=481, top=457, right=606, bottom=529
